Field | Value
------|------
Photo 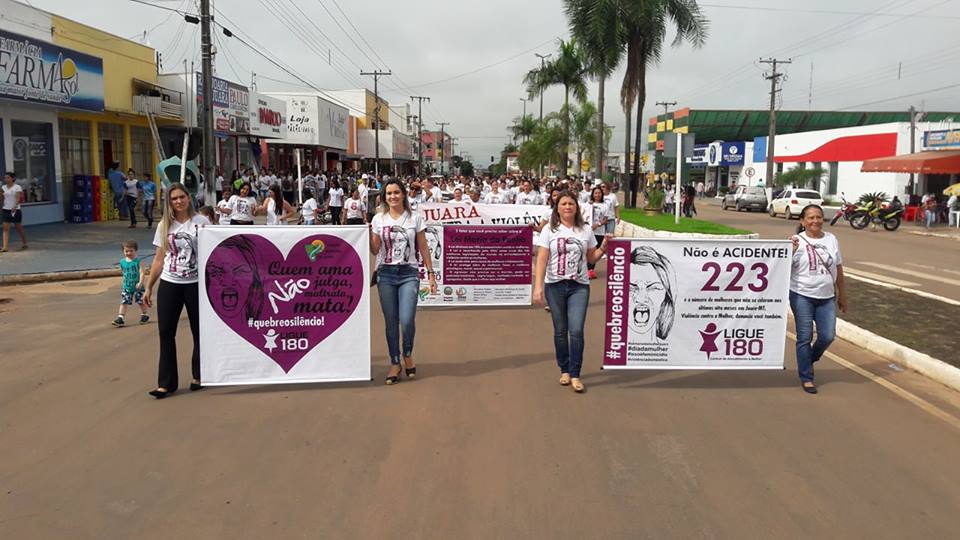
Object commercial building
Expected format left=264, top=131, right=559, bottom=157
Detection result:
left=0, top=0, right=183, bottom=224
left=421, top=130, right=453, bottom=174
left=262, top=92, right=350, bottom=173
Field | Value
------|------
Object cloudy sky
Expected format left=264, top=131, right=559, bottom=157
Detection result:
left=26, top=0, right=960, bottom=164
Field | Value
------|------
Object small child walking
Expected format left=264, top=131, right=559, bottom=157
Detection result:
left=114, top=240, right=149, bottom=327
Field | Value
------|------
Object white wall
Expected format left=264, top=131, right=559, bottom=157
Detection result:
left=357, top=129, right=392, bottom=159
left=0, top=0, right=53, bottom=40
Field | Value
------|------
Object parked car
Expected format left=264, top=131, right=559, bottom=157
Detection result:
left=768, top=188, right=824, bottom=219
left=722, top=185, right=768, bottom=212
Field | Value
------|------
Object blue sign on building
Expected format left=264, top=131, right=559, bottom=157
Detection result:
left=721, top=142, right=745, bottom=166
left=0, top=29, right=104, bottom=112
left=753, top=136, right=768, bottom=163
left=924, top=129, right=960, bottom=150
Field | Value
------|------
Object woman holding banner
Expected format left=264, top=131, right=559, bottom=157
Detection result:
left=143, top=183, right=210, bottom=399
left=533, top=191, right=609, bottom=393
left=790, top=204, right=847, bottom=394
left=370, top=179, right=438, bottom=385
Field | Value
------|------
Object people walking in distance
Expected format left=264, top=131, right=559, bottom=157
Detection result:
left=141, top=173, right=157, bottom=228
left=143, top=183, right=210, bottom=399
left=533, top=190, right=610, bottom=393
left=2, top=172, right=27, bottom=252
left=113, top=240, right=149, bottom=327
left=587, top=186, right=609, bottom=280
left=369, top=179, right=438, bottom=386
left=124, top=169, right=140, bottom=228
left=789, top=204, right=847, bottom=394
left=343, top=187, right=368, bottom=225
left=327, top=179, right=345, bottom=225
left=301, top=188, right=319, bottom=225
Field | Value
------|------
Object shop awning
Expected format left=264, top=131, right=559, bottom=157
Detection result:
left=861, top=150, right=960, bottom=174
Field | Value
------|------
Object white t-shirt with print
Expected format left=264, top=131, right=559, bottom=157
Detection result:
left=344, top=197, right=366, bottom=220
left=152, top=214, right=210, bottom=284
left=516, top=191, right=541, bottom=205
left=3, top=184, right=23, bottom=210
left=328, top=188, right=344, bottom=207
left=791, top=231, right=843, bottom=299
left=124, top=179, right=139, bottom=197
left=536, top=224, right=597, bottom=285
left=579, top=190, right=591, bottom=204
left=228, top=195, right=257, bottom=222
left=604, top=193, right=619, bottom=217
left=590, top=201, right=610, bottom=229
left=371, top=211, right=425, bottom=268
left=216, top=198, right=232, bottom=225
left=483, top=191, right=506, bottom=204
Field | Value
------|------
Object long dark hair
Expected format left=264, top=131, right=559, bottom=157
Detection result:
left=796, top=204, right=823, bottom=234
left=268, top=184, right=283, bottom=209
left=547, top=187, right=561, bottom=208
left=549, top=190, right=585, bottom=231
left=205, top=236, right=264, bottom=320
left=631, top=246, right=676, bottom=340
left=379, top=178, right=411, bottom=214
left=591, top=186, right=604, bottom=203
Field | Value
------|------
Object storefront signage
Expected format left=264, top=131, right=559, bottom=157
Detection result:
left=924, top=129, right=960, bottom=150
left=317, top=96, right=349, bottom=150
left=0, top=29, right=104, bottom=112
left=721, top=142, right=746, bottom=166
left=196, top=73, right=249, bottom=135
left=687, top=144, right=707, bottom=168
left=249, top=93, right=287, bottom=139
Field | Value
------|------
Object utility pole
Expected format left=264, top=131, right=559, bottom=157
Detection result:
left=534, top=53, right=551, bottom=123
left=361, top=70, right=392, bottom=176
left=199, top=0, right=216, bottom=204
left=410, top=95, right=430, bottom=176
left=436, top=121, right=450, bottom=175
left=654, top=101, right=676, bottom=178
left=520, top=97, right=529, bottom=142
left=908, top=104, right=916, bottom=196
left=655, top=100, right=677, bottom=117
left=761, top=57, right=791, bottom=190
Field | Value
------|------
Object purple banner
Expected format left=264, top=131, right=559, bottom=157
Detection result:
left=443, top=226, right=532, bottom=285
left=603, top=240, right=632, bottom=366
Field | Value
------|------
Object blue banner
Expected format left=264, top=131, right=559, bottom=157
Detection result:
left=721, top=142, right=745, bottom=166
left=924, top=129, right=960, bottom=150
left=0, top=29, right=104, bottom=112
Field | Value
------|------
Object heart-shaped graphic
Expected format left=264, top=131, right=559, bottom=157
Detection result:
left=205, top=233, right=364, bottom=373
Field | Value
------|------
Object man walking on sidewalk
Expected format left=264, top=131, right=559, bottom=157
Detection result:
left=108, top=162, right=127, bottom=219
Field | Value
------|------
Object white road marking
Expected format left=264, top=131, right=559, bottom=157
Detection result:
left=843, top=273, right=960, bottom=306
left=843, top=266, right=920, bottom=287
left=859, top=261, right=960, bottom=287
left=787, top=331, right=960, bottom=431
left=905, top=262, right=960, bottom=278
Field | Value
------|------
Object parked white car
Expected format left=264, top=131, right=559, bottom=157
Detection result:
left=768, top=189, right=824, bottom=219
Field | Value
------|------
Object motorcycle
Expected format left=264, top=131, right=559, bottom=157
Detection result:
left=829, top=193, right=856, bottom=226
left=850, top=199, right=904, bottom=231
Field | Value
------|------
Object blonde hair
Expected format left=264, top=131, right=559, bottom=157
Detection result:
left=157, top=183, right=196, bottom=257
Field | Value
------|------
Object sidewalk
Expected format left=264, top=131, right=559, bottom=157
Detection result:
left=0, top=219, right=157, bottom=277
left=905, top=224, right=960, bottom=241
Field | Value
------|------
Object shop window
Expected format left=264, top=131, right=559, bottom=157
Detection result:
left=130, top=126, right=153, bottom=179
left=11, top=120, right=56, bottom=204
left=828, top=162, right=839, bottom=194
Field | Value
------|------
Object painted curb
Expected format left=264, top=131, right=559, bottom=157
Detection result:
left=905, top=229, right=960, bottom=242
left=836, top=318, right=960, bottom=393
left=0, top=268, right=121, bottom=286
left=616, top=220, right=759, bottom=239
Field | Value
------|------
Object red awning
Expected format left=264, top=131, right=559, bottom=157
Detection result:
left=861, top=150, right=960, bottom=174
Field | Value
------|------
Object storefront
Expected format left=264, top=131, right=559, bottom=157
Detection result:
left=861, top=128, right=960, bottom=199
left=0, top=9, right=105, bottom=225
left=705, top=141, right=754, bottom=190
left=263, top=92, right=350, bottom=174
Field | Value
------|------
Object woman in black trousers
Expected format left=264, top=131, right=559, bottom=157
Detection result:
left=143, top=183, right=211, bottom=398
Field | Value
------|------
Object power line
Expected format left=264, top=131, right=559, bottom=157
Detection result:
left=836, top=82, right=960, bottom=110
left=699, top=2, right=960, bottom=19
left=406, top=36, right=560, bottom=90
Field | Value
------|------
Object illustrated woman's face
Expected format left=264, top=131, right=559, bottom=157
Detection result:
left=207, top=258, right=254, bottom=318
left=629, top=263, right=666, bottom=336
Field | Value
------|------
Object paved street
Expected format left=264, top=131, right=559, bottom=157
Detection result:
left=2, top=267, right=960, bottom=539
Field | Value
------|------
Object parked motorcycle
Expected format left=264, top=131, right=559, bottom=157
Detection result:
left=829, top=193, right=856, bottom=226
left=850, top=199, right=904, bottom=231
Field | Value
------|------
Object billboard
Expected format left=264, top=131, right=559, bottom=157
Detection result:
left=196, top=73, right=249, bottom=135
left=249, top=93, right=287, bottom=139
left=0, top=29, right=104, bottom=112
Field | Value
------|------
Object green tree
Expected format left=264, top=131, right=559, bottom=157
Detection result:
left=565, top=0, right=626, bottom=179
left=492, top=143, right=520, bottom=176
left=620, top=0, right=709, bottom=206
left=518, top=114, right=566, bottom=174
left=774, top=167, right=826, bottom=189
left=460, top=160, right=475, bottom=177
left=509, top=114, right=539, bottom=143
left=523, top=38, right=589, bottom=175
left=569, top=101, right=613, bottom=177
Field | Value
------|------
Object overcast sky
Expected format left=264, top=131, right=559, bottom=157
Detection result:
left=26, top=0, right=960, bottom=164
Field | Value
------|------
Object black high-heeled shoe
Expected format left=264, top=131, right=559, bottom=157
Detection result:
left=148, top=388, right=175, bottom=399
left=190, top=382, right=203, bottom=391
left=403, top=358, right=416, bottom=379
left=385, top=367, right=401, bottom=386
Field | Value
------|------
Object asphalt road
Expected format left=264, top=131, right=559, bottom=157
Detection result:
left=698, top=198, right=960, bottom=303
left=2, top=270, right=960, bottom=539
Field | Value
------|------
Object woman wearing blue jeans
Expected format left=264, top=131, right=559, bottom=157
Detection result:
left=790, top=204, right=847, bottom=394
left=534, top=191, right=610, bottom=393
left=369, top=179, right=437, bottom=385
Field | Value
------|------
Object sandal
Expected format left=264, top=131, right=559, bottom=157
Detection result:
left=385, top=366, right=401, bottom=386
left=801, top=382, right=818, bottom=394
left=403, top=357, right=417, bottom=379
left=571, top=378, right=585, bottom=393
left=559, top=373, right=571, bottom=386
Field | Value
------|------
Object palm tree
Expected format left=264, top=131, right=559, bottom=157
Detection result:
left=564, top=0, right=626, bottom=181
left=519, top=113, right=566, bottom=174
left=620, top=0, right=708, bottom=206
left=524, top=38, right=589, bottom=175
left=509, top=114, right=539, bottom=143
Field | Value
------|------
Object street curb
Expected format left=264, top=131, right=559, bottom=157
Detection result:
left=617, top=220, right=760, bottom=239
left=0, top=268, right=121, bottom=286
left=835, top=318, right=960, bottom=393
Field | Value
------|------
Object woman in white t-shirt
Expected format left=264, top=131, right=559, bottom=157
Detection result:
left=586, top=187, right=610, bottom=280
left=327, top=179, right=345, bottom=224
left=2, top=172, right=27, bottom=252
left=301, top=188, right=319, bottom=225
left=262, top=185, right=294, bottom=226
left=601, top=183, right=620, bottom=234
left=343, top=187, right=367, bottom=225
left=223, top=182, right=258, bottom=225
left=369, top=179, right=438, bottom=385
left=124, top=170, right=140, bottom=228
left=533, top=190, right=609, bottom=393
left=216, top=186, right=232, bottom=225
left=789, top=204, right=847, bottom=395
left=143, top=183, right=211, bottom=399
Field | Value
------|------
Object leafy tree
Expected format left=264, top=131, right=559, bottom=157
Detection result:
left=774, top=167, right=826, bottom=189
left=509, top=114, right=539, bottom=143
left=524, top=38, right=589, bottom=174
left=460, top=160, right=475, bottom=177
left=569, top=101, right=613, bottom=177
left=518, top=114, right=566, bottom=174
left=620, top=0, right=709, bottom=206
left=565, top=0, right=626, bottom=179
left=492, top=143, right=520, bottom=176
